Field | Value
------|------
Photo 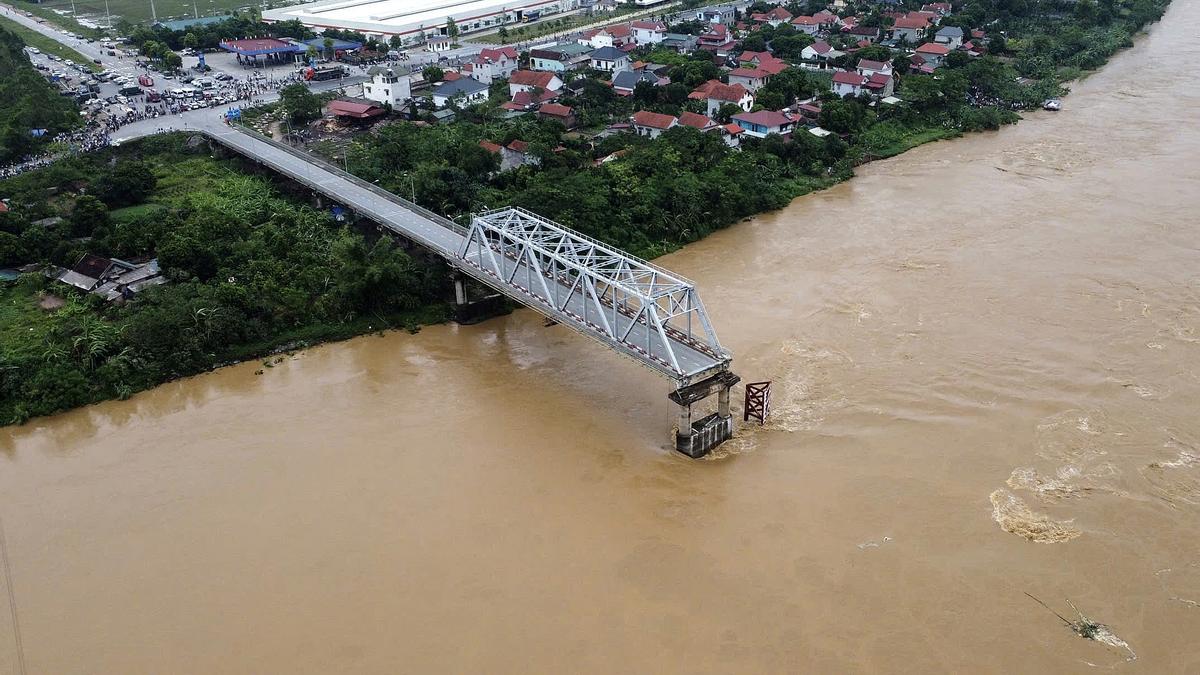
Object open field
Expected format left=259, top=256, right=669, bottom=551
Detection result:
left=14, top=0, right=293, bottom=26
left=0, top=12, right=101, bottom=70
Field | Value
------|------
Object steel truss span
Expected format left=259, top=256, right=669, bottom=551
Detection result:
left=458, top=207, right=731, bottom=384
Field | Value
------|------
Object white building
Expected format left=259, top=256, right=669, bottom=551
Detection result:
left=362, top=66, right=411, bottom=106
left=263, top=0, right=580, bottom=47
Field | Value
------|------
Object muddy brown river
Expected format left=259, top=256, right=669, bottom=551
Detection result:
left=4, top=6, right=1200, bottom=673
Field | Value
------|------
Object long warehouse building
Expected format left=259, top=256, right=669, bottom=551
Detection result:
left=261, top=0, right=582, bottom=45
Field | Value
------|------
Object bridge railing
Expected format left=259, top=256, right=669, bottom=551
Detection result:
left=225, top=124, right=467, bottom=236
left=477, top=206, right=698, bottom=291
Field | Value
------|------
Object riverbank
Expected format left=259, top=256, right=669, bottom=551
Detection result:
left=0, top=136, right=452, bottom=425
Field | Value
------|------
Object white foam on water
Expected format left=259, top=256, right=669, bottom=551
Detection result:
left=989, top=489, right=1081, bottom=543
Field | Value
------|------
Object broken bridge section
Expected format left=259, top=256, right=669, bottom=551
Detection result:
left=457, top=207, right=739, bottom=458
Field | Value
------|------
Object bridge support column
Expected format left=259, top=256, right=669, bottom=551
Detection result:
left=669, top=371, right=741, bottom=459
left=454, top=277, right=467, bottom=305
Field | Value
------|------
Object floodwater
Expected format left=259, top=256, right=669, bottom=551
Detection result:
left=4, top=8, right=1200, bottom=675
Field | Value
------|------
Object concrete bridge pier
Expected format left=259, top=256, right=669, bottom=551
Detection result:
left=670, top=371, right=741, bottom=459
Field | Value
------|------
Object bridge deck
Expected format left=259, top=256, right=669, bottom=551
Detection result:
left=201, top=123, right=729, bottom=384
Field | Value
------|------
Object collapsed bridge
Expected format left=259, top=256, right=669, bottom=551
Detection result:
left=200, top=122, right=738, bottom=457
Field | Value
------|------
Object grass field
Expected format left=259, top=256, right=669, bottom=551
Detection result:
left=11, top=2, right=101, bottom=36
left=0, top=13, right=101, bottom=71
left=17, top=0, right=293, bottom=25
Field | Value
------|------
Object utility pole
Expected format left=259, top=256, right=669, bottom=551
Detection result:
left=193, top=0, right=198, bottom=18
left=103, top=0, right=111, bottom=28
left=150, top=0, right=156, bottom=23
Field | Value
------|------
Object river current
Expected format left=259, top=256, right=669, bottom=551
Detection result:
left=3, top=3, right=1200, bottom=672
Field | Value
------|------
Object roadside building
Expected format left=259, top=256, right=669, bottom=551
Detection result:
left=362, top=66, right=411, bottom=106
left=530, top=43, right=593, bottom=71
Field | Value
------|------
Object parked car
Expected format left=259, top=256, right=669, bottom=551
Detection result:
left=92, top=58, right=102, bottom=64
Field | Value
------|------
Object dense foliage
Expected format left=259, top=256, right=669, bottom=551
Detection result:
left=0, top=135, right=449, bottom=424
left=0, top=27, right=80, bottom=165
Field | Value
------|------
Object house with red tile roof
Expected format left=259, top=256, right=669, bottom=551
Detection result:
left=790, top=15, right=821, bottom=35
left=631, top=110, right=678, bottom=138
left=678, top=111, right=718, bottom=132
left=688, top=80, right=754, bottom=116
left=914, top=41, right=950, bottom=67
left=508, top=70, right=563, bottom=96
left=630, top=20, right=667, bottom=45
left=581, top=23, right=633, bottom=49
left=891, top=14, right=932, bottom=42
left=465, top=46, right=518, bottom=84
left=538, top=103, right=576, bottom=128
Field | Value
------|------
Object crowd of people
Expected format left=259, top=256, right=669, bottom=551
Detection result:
left=0, top=67, right=319, bottom=178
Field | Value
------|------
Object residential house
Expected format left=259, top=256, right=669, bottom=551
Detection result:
left=678, top=111, right=718, bottom=132
left=508, top=70, right=563, bottom=96
left=831, top=69, right=893, bottom=97
left=934, top=25, right=963, bottom=48
left=800, top=41, right=844, bottom=67
left=790, top=15, right=821, bottom=35
left=529, top=43, right=593, bottom=71
left=728, top=57, right=789, bottom=93
left=432, top=77, right=489, bottom=107
left=327, top=98, right=386, bottom=120
left=921, top=2, right=953, bottom=16
left=361, top=66, right=411, bottom=106
left=661, top=32, right=698, bottom=53
left=502, top=139, right=540, bottom=169
left=53, top=253, right=166, bottom=301
left=843, top=25, right=881, bottom=41
left=813, top=10, right=839, bottom=30
left=631, top=110, right=678, bottom=138
left=696, top=5, right=736, bottom=24
left=856, top=58, right=893, bottom=79
left=589, top=46, right=630, bottom=73
left=501, top=87, right=561, bottom=111
left=581, top=23, right=633, bottom=49
left=720, top=123, right=744, bottom=147
left=731, top=110, right=797, bottom=138
left=630, top=20, right=667, bottom=45
left=688, top=80, right=754, bottom=117
left=697, top=24, right=738, bottom=56
left=751, top=6, right=792, bottom=26
left=464, top=46, right=518, bottom=84
left=914, top=42, right=950, bottom=67
left=612, top=69, right=666, bottom=96
left=538, top=103, right=576, bottom=128
left=890, top=15, right=930, bottom=43
left=831, top=70, right=867, bottom=96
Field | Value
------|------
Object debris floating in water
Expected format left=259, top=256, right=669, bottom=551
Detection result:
left=1024, top=594, right=1137, bottom=664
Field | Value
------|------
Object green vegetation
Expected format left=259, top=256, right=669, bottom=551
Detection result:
left=8, top=2, right=99, bottom=38
left=0, top=14, right=99, bottom=71
left=0, top=26, right=81, bottom=165
left=16, top=0, right=294, bottom=26
left=0, top=134, right=450, bottom=424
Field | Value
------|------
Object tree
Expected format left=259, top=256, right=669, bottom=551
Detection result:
left=182, top=32, right=198, bottom=50
left=389, top=35, right=403, bottom=49
left=323, top=37, right=334, bottom=59
left=498, top=25, right=508, bottom=42
left=446, top=16, right=459, bottom=42
left=93, top=160, right=156, bottom=208
left=163, top=51, right=182, bottom=71
left=422, top=65, right=445, bottom=83
left=69, top=195, right=109, bottom=238
left=278, top=83, right=322, bottom=122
